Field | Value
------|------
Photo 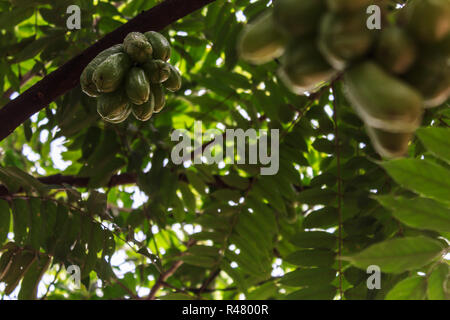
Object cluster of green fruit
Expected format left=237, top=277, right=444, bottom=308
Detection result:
left=238, top=0, right=450, bottom=158
left=81, top=31, right=182, bottom=123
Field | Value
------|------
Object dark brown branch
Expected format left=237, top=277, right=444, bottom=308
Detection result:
left=0, top=0, right=216, bottom=142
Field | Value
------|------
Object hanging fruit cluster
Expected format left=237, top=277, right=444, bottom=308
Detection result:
left=238, top=0, right=450, bottom=158
left=80, top=31, right=182, bottom=123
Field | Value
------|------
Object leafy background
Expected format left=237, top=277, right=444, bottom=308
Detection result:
left=0, top=0, right=448, bottom=300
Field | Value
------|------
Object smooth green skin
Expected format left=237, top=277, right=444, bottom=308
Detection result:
left=164, top=64, right=182, bottom=92
left=97, top=89, right=131, bottom=123
left=80, top=44, right=124, bottom=97
left=144, top=31, right=171, bottom=62
left=406, top=0, right=450, bottom=44
left=366, top=126, right=414, bottom=159
left=278, top=41, right=336, bottom=94
left=124, top=32, right=153, bottom=64
left=238, top=10, right=286, bottom=65
left=326, top=0, right=373, bottom=12
left=132, top=94, right=155, bottom=121
left=125, top=67, right=151, bottom=105
left=344, top=61, right=423, bottom=133
left=93, top=53, right=131, bottom=93
left=318, top=11, right=374, bottom=70
left=274, top=0, right=326, bottom=37
left=151, top=84, right=166, bottom=113
left=404, top=49, right=450, bottom=108
left=375, top=26, right=417, bottom=75
left=142, top=59, right=170, bottom=83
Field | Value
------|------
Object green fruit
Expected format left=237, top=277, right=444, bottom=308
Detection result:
left=142, top=59, right=171, bottom=83
left=405, top=0, right=450, bottom=44
left=404, top=50, right=450, bottom=108
left=278, top=41, right=336, bottom=95
left=326, top=0, right=373, bottom=12
left=375, top=26, right=417, bottom=74
left=318, top=11, right=375, bottom=70
left=80, top=44, right=124, bottom=97
left=93, top=53, right=132, bottom=93
left=344, top=61, right=423, bottom=133
left=123, top=32, right=153, bottom=64
left=97, top=89, right=131, bottom=123
left=273, top=0, right=326, bottom=37
left=132, top=95, right=155, bottom=121
left=163, top=64, right=182, bottom=92
left=366, top=126, right=414, bottom=159
left=144, top=31, right=171, bottom=61
left=125, top=67, right=151, bottom=105
left=151, top=84, right=166, bottom=113
left=238, top=10, right=286, bottom=65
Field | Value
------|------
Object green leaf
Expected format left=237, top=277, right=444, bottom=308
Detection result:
left=298, top=188, right=337, bottom=206
left=29, top=198, right=43, bottom=250
left=312, top=138, right=335, bottom=154
left=343, top=236, right=445, bottom=273
left=0, top=200, right=11, bottom=245
left=3, top=250, right=36, bottom=295
left=0, top=167, right=22, bottom=193
left=179, top=254, right=217, bottom=268
left=427, top=263, right=449, bottom=300
left=386, top=276, right=427, bottom=300
left=18, top=255, right=51, bottom=300
left=179, top=182, right=196, bottom=213
left=285, top=285, right=337, bottom=300
left=303, top=207, right=339, bottom=229
left=280, top=268, right=336, bottom=287
left=290, top=231, right=337, bottom=249
left=416, top=127, right=450, bottom=164
left=246, top=281, right=278, bottom=300
left=376, top=195, right=450, bottom=233
left=185, top=170, right=207, bottom=195
left=285, top=249, right=335, bottom=267
left=381, top=159, right=450, bottom=204
left=159, top=292, right=195, bottom=300
left=87, top=191, right=107, bottom=216
left=12, top=199, right=30, bottom=245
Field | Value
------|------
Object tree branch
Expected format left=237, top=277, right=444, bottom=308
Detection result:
left=0, top=0, right=216, bottom=142
left=147, top=239, right=196, bottom=300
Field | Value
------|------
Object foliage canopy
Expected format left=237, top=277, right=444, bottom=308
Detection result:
left=0, top=0, right=448, bottom=300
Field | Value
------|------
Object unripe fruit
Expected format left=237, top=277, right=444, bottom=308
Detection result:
left=132, top=95, right=155, bottom=121
left=144, top=31, right=171, bottom=62
left=97, top=89, right=131, bottom=123
left=123, top=32, right=153, bottom=64
left=278, top=41, right=336, bottom=95
left=164, top=64, right=182, bottom=92
left=273, top=0, right=326, bottom=37
left=142, top=60, right=171, bottom=83
left=80, top=44, right=124, bottom=97
left=93, top=53, right=131, bottom=93
left=237, top=10, right=286, bottom=65
left=125, top=67, right=151, bottom=105
left=151, top=84, right=166, bottom=113
left=405, top=0, right=450, bottom=44
left=344, top=61, right=423, bottom=133
left=366, top=126, right=414, bottom=159
left=318, top=11, right=375, bottom=70
left=375, top=26, right=417, bottom=75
